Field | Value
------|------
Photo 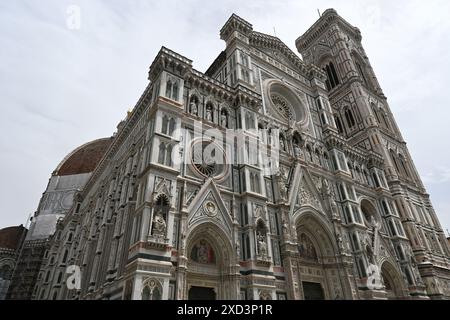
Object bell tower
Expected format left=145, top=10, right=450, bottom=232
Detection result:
left=297, top=9, right=450, bottom=299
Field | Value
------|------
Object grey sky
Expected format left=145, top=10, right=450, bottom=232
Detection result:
left=1, top=0, right=449, bottom=234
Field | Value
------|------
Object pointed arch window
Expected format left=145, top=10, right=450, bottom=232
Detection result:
left=323, top=62, right=340, bottom=91
left=334, top=114, right=344, bottom=134
left=165, top=79, right=173, bottom=98
left=344, top=107, right=356, bottom=128
left=172, top=81, right=179, bottom=101
left=169, top=118, right=176, bottom=136
left=165, top=145, right=173, bottom=167
left=398, top=154, right=411, bottom=178
left=162, top=115, right=169, bottom=135
left=355, top=61, right=369, bottom=87
left=158, top=143, right=166, bottom=164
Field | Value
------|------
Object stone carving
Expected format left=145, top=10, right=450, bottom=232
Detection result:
left=190, top=239, right=215, bottom=264
left=280, top=137, right=285, bottom=151
left=276, top=169, right=288, bottom=201
left=294, top=143, right=302, bottom=157
left=152, top=211, right=166, bottom=237
left=221, top=112, right=228, bottom=127
left=190, top=100, right=198, bottom=116
left=205, top=106, right=213, bottom=122
left=257, top=232, right=267, bottom=257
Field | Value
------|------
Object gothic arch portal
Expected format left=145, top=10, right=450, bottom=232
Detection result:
left=184, top=222, right=239, bottom=300
left=294, top=211, right=345, bottom=300
left=380, top=261, right=407, bottom=299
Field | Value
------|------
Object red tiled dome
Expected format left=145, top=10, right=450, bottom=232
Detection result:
left=54, top=138, right=113, bottom=176
left=0, top=225, right=27, bottom=250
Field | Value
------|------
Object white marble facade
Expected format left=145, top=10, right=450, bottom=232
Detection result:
left=32, top=10, right=450, bottom=300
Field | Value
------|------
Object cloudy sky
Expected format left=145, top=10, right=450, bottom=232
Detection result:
left=1, top=0, right=449, bottom=234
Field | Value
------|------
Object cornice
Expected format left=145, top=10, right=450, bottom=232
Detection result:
left=296, top=8, right=362, bottom=53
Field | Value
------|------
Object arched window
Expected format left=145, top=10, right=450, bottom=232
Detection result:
left=62, top=250, right=68, bottom=264
left=142, top=282, right=162, bottom=300
left=334, top=114, right=344, bottom=134
left=142, top=286, right=151, bottom=300
left=355, top=61, right=369, bottom=87
left=169, top=118, right=176, bottom=136
left=165, top=145, right=173, bottom=167
left=57, top=272, right=63, bottom=284
left=371, top=104, right=381, bottom=124
left=323, top=61, right=340, bottom=91
left=358, top=258, right=367, bottom=278
left=172, top=81, right=179, bottom=101
left=372, top=172, right=381, bottom=188
left=389, top=150, right=400, bottom=174
left=158, top=143, right=166, bottom=164
left=165, top=80, right=172, bottom=98
left=396, top=245, right=405, bottom=261
left=352, top=233, right=360, bottom=251
left=245, top=112, right=254, bottom=129
left=403, top=267, right=414, bottom=285
left=162, top=115, right=169, bottom=135
left=388, top=220, right=397, bottom=236
left=67, top=233, right=73, bottom=242
left=398, top=154, right=411, bottom=178
left=381, top=110, right=390, bottom=129
left=344, top=108, right=356, bottom=128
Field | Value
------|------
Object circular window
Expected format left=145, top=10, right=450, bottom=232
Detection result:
left=270, top=94, right=295, bottom=121
left=189, top=139, right=228, bottom=180
left=265, top=80, right=308, bottom=126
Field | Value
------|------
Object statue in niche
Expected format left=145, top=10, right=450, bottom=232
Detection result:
left=276, top=167, right=288, bottom=201
left=321, top=178, right=332, bottom=197
left=152, top=210, right=166, bottom=237
left=205, top=106, right=213, bottom=122
left=336, top=233, right=345, bottom=253
left=221, top=112, right=228, bottom=127
left=279, top=137, right=286, bottom=152
left=294, top=143, right=302, bottom=157
left=257, top=232, right=267, bottom=257
left=190, top=100, right=198, bottom=116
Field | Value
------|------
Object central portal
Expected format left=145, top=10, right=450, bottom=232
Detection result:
left=188, top=286, right=216, bottom=300
left=302, top=282, right=325, bottom=300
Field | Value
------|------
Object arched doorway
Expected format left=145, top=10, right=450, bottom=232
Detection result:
left=185, top=223, right=237, bottom=300
left=380, top=262, right=405, bottom=299
left=295, top=213, right=340, bottom=300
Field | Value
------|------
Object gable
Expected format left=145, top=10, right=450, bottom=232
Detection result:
left=186, top=179, right=233, bottom=234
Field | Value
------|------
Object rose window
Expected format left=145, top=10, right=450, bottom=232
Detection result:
left=270, top=94, right=294, bottom=121
left=191, top=140, right=225, bottom=178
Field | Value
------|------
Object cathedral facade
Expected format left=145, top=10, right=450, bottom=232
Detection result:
left=31, top=10, right=450, bottom=300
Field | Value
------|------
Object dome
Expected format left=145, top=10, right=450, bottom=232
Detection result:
left=0, top=225, right=27, bottom=250
left=54, top=137, right=113, bottom=176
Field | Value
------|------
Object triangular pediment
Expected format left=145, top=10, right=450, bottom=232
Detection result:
left=255, top=46, right=300, bottom=71
left=187, top=179, right=233, bottom=234
left=293, top=168, right=324, bottom=212
left=249, top=32, right=306, bottom=72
